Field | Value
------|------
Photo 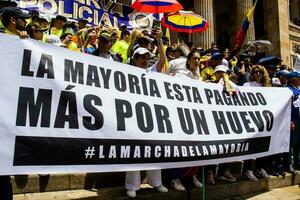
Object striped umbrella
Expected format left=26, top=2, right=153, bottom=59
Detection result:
left=132, top=0, right=183, bottom=14
left=162, top=10, right=209, bottom=33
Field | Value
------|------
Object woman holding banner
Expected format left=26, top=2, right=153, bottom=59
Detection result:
left=125, top=29, right=168, bottom=198
left=166, top=50, right=204, bottom=191
left=243, top=65, right=271, bottom=181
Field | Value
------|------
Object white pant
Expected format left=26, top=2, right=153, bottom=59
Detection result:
left=125, top=170, right=162, bottom=191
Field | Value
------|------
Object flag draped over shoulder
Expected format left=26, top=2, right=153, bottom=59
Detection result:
left=235, top=0, right=258, bottom=49
left=162, top=27, right=171, bottom=74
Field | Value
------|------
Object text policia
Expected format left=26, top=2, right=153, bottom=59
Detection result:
left=16, top=49, right=274, bottom=136
left=18, top=0, right=123, bottom=25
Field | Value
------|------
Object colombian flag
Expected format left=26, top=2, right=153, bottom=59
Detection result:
left=235, top=0, right=258, bottom=48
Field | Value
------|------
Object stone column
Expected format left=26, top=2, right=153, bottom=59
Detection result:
left=169, top=31, right=179, bottom=45
left=265, top=0, right=289, bottom=66
left=236, top=0, right=255, bottom=43
left=193, top=0, right=215, bottom=50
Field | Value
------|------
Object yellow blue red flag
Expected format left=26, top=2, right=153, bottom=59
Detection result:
left=235, top=0, right=258, bottom=48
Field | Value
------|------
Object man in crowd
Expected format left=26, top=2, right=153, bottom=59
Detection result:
left=287, top=72, right=300, bottom=170
left=78, top=18, right=88, bottom=30
left=93, top=30, right=122, bottom=62
left=201, top=52, right=223, bottom=82
left=0, top=7, right=30, bottom=38
left=111, top=30, right=130, bottom=63
left=50, top=15, right=67, bottom=37
left=26, top=21, right=48, bottom=41
left=0, top=0, right=17, bottom=31
left=0, top=2, right=20, bottom=200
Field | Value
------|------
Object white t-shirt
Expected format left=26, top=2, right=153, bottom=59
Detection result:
left=167, top=56, right=187, bottom=75
left=243, top=81, right=263, bottom=87
left=146, top=62, right=158, bottom=73
left=173, top=69, right=202, bottom=80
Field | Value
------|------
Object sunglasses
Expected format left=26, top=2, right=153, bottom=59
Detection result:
left=193, top=57, right=200, bottom=61
left=253, top=70, right=263, bottom=74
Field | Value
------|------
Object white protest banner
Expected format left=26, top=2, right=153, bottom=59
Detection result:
left=0, top=34, right=292, bottom=175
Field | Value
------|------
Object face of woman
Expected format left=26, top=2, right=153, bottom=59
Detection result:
left=134, top=53, right=150, bottom=69
left=188, top=53, right=200, bottom=71
left=252, top=68, right=263, bottom=82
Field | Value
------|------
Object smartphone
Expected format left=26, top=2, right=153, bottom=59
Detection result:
left=152, top=19, right=161, bottom=30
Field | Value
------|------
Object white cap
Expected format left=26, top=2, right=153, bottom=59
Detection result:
left=133, top=47, right=151, bottom=57
left=214, top=65, right=228, bottom=73
left=222, top=59, right=229, bottom=67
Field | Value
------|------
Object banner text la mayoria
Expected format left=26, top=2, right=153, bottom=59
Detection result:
left=15, top=49, right=274, bottom=136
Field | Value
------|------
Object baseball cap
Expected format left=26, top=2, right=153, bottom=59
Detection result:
left=214, top=65, right=229, bottom=73
left=211, top=52, right=224, bottom=60
left=287, top=71, right=300, bottom=79
left=98, top=31, right=111, bottom=41
left=133, top=47, right=151, bottom=57
left=2, top=7, right=31, bottom=20
left=275, top=70, right=290, bottom=78
left=222, top=59, right=229, bottom=67
left=0, top=0, right=17, bottom=7
left=28, top=21, right=49, bottom=31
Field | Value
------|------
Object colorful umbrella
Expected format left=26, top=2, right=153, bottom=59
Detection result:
left=162, top=11, right=209, bottom=33
left=132, top=0, right=183, bottom=14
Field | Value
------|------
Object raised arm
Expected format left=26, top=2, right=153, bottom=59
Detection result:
left=154, top=29, right=167, bottom=73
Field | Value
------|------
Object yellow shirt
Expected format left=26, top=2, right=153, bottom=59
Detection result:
left=50, top=27, right=63, bottom=37
left=4, top=28, right=14, bottom=35
left=0, top=20, right=4, bottom=29
left=200, top=55, right=209, bottom=69
left=201, top=66, right=216, bottom=82
left=42, top=33, right=48, bottom=43
left=67, top=41, right=81, bottom=52
left=111, top=39, right=129, bottom=63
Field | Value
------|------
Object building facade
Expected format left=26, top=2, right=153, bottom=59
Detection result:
left=119, top=0, right=299, bottom=69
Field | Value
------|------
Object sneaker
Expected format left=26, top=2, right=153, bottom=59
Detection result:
left=192, top=175, right=202, bottom=188
left=245, top=170, right=258, bottom=181
left=155, top=185, right=168, bottom=193
left=218, top=170, right=236, bottom=182
left=126, top=190, right=136, bottom=198
left=171, top=178, right=186, bottom=191
left=258, top=168, right=270, bottom=180
left=286, top=167, right=298, bottom=176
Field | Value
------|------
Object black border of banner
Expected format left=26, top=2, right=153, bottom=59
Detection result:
left=13, top=136, right=270, bottom=166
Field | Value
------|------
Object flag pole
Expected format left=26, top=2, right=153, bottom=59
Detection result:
left=202, top=166, right=205, bottom=200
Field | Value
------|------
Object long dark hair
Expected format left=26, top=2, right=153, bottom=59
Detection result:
left=186, top=50, right=200, bottom=72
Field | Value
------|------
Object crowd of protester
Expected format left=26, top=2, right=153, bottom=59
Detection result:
left=1, top=2, right=300, bottom=199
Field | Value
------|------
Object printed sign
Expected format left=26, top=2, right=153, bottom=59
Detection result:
left=0, top=34, right=292, bottom=175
